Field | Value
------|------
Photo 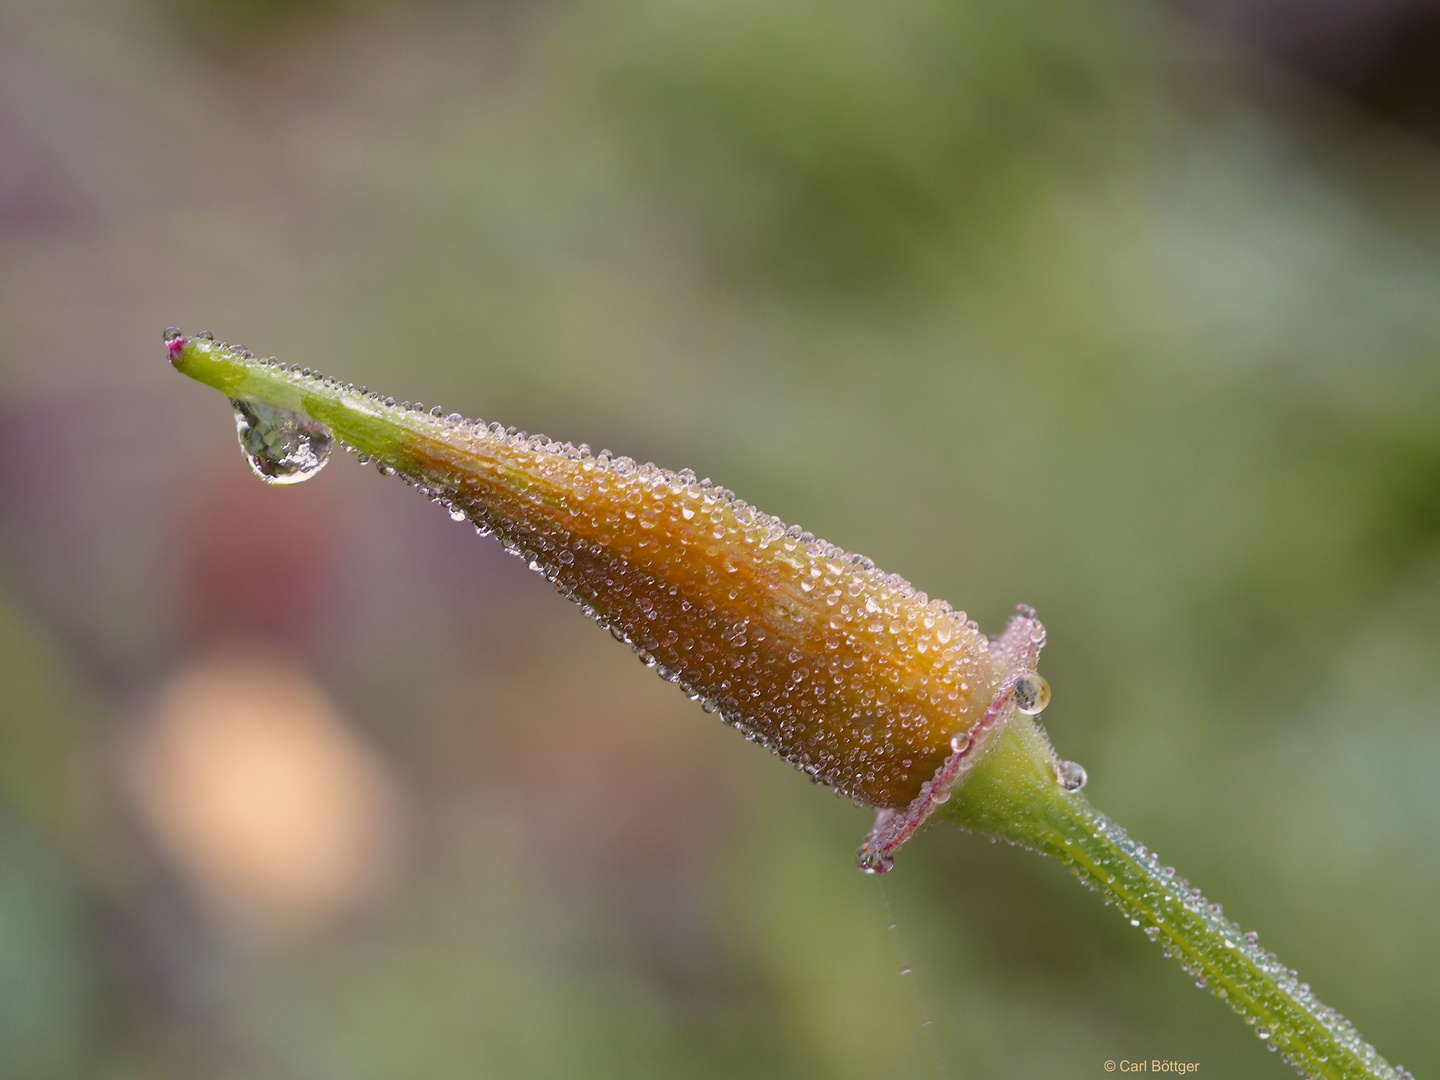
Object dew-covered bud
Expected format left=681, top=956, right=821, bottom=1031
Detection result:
left=169, top=334, right=1053, bottom=869
left=165, top=334, right=1416, bottom=1076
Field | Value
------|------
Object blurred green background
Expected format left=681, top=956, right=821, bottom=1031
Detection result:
left=2, top=0, right=1439, bottom=1076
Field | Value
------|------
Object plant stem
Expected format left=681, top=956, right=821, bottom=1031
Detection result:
left=941, top=717, right=1407, bottom=1080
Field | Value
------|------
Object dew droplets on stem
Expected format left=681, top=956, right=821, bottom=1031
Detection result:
left=1055, top=759, right=1087, bottom=792
left=230, top=399, right=333, bottom=484
left=1072, top=807, right=1411, bottom=1079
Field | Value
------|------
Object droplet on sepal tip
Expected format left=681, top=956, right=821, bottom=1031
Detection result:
left=1013, top=672, right=1050, bottom=715
left=857, top=847, right=894, bottom=875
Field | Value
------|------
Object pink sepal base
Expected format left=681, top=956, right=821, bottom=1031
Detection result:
left=856, top=605, right=1046, bottom=874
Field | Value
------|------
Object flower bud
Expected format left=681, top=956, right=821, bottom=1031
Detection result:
left=170, top=334, right=1052, bottom=871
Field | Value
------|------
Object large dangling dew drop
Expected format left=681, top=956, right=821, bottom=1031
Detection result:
left=230, top=398, right=333, bottom=485
left=1013, top=672, right=1051, bottom=715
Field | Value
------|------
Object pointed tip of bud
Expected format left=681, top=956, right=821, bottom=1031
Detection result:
left=164, top=327, right=187, bottom=364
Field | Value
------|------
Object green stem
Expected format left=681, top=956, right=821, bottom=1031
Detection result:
left=942, top=717, right=1407, bottom=1080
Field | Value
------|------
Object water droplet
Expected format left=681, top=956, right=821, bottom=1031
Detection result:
left=230, top=399, right=332, bottom=485
left=1013, top=672, right=1051, bottom=715
left=858, top=850, right=894, bottom=874
left=950, top=730, right=971, bottom=754
left=163, top=326, right=183, bottom=341
left=1256, top=1025, right=1271, bottom=1040
left=448, top=507, right=466, bottom=522
left=197, top=330, right=214, bottom=340
left=1055, top=760, right=1087, bottom=792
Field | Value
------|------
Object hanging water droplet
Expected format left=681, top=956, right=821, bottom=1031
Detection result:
left=1055, top=759, right=1087, bottom=792
left=1013, top=672, right=1051, bottom=715
left=230, top=399, right=332, bottom=485
left=858, top=850, right=894, bottom=875
left=950, top=730, right=971, bottom=754
left=1256, top=1025, right=1271, bottom=1040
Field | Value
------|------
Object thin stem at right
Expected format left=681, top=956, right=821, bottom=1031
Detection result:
left=941, top=717, right=1410, bottom=1080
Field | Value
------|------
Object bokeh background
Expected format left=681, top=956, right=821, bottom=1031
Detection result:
left=2, top=0, right=1440, bottom=1076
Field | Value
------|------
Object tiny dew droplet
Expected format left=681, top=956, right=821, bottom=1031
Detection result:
left=1013, top=672, right=1051, bottom=715
left=230, top=399, right=333, bottom=485
left=950, top=730, right=971, bottom=754
left=857, top=846, right=893, bottom=874
left=1055, top=760, right=1087, bottom=792
left=163, top=326, right=183, bottom=342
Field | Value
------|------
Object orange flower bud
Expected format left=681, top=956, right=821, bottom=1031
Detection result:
left=169, top=332, right=1051, bottom=872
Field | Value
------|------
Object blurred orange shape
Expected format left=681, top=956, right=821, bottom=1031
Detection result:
left=127, top=649, right=399, bottom=929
